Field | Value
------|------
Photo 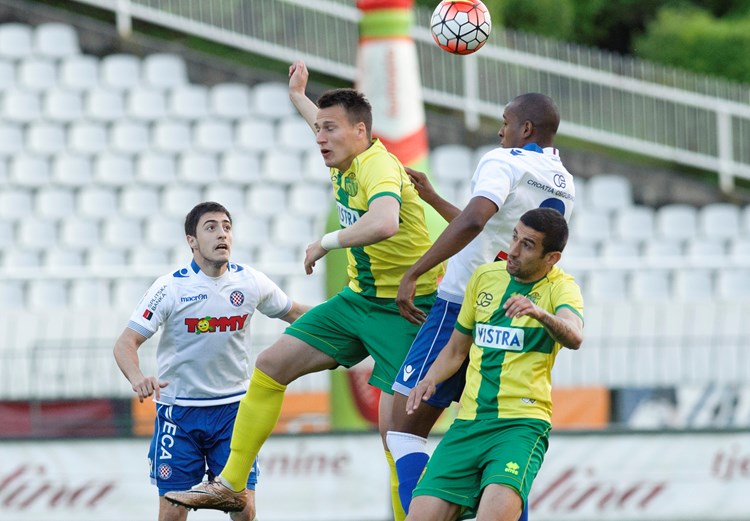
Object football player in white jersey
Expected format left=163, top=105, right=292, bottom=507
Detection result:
left=387, top=93, right=576, bottom=519
left=113, top=201, right=309, bottom=521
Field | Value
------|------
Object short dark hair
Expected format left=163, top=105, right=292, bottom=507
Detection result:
left=519, top=207, right=568, bottom=254
left=510, top=92, right=560, bottom=143
left=317, top=88, right=373, bottom=136
left=184, top=201, right=232, bottom=237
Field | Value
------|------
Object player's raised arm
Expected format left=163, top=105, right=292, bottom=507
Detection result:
left=406, top=167, right=461, bottom=223
left=288, top=60, right=318, bottom=131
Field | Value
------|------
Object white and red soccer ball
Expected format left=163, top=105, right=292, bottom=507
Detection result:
left=430, top=0, right=492, bottom=55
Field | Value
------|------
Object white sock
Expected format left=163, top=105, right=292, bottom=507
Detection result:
left=386, top=430, right=428, bottom=461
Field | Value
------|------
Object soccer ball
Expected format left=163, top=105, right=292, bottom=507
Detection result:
left=430, top=0, right=492, bottom=55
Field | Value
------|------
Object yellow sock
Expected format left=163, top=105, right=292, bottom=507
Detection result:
left=386, top=450, right=407, bottom=521
left=221, top=368, right=286, bottom=491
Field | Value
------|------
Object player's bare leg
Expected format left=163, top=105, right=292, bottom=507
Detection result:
left=160, top=496, right=188, bottom=521
left=475, top=484, right=523, bottom=521
left=406, top=495, right=462, bottom=521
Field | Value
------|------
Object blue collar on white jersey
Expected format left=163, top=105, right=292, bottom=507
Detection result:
left=522, top=143, right=544, bottom=153
left=191, top=259, right=201, bottom=273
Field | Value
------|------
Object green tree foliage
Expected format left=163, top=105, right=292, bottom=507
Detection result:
left=634, top=7, right=750, bottom=83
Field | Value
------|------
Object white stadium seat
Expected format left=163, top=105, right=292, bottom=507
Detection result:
left=0, top=23, right=32, bottom=59
left=17, top=57, right=56, bottom=91
left=162, top=185, right=202, bottom=219
left=685, top=237, right=726, bottom=261
left=247, top=185, right=286, bottom=216
left=288, top=184, right=331, bottom=217
left=168, top=84, right=209, bottom=120
left=277, top=116, right=315, bottom=152
left=120, top=186, right=161, bottom=218
left=0, top=123, right=24, bottom=155
left=585, top=174, right=633, bottom=211
left=17, top=217, right=58, bottom=252
left=26, top=121, right=66, bottom=155
left=302, top=149, right=332, bottom=185
left=220, top=151, right=261, bottom=184
left=715, top=269, right=750, bottom=298
left=430, top=144, right=473, bottom=183
left=271, top=214, right=313, bottom=247
left=27, top=280, right=69, bottom=309
left=33, top=22, right=80, bottom=58
left=210, top=83, right=252, bottom=120
left=142, top=53, right=188, bottom=90
left=112, top=278, right=151, bottom=309
left=256, top=245, right=300, bottom=265
left=569, top=209, right=611, bottom=245
left=93, top=152, right=135, bottom=187
left=153, top=120, right=192, bottom=153
left=59, top=55, right=99, bottom=91
left=126, top=87, right=167, bottom=121
left=2, top=90, right=41, bottom=123
left=100, top=54, right=141, bottom=91
left=0, top=188, right=33, bottom=220
left=698, top=202, right=741, bottom=241
left=68, top=121, right=109, bottom=155
left=69, top=280, right=112, bottom=309
left=261, top=149, right=303, bottom=185
left=60, top=216, right=100, bottom=251
left=9, top=155, right=50, bottom=188
left=0, top=221, right=15, bottom=250
left=612, top=206, right=655, bottom=242
left=599, top=239, right=641, bottom=259
left=194, top=118, right=234, bottom=152
left=43, top=89, right=84, bottom=123
left=136, top=152, right=177, bottom=186
left=35, top=186, right=76, bottom=220
left=655, top=203, right=698, bottom=241
left=629, top=270, right=671, bottom=300
left=203, top=186, right=247, bottom=215
left=672, top=269, right=714, bottom=298
left=110, top=121, right=150, bottom=154
left=87, top=247, right=127, bottom=267
left=251, top=82, right=295, bottom=119
left=51, top=153, right=93, bottom=187
left=3, top=248, right=41, bottom=268
left=728, top=238, right=750, bottom=262
left=102, top=216, right=144, bottom=249
left=0, top=59, right=15, bottom=90
left=44, top=247, right=84, bottom=268
left=236, top=119, right=276, bottom=152
left=0, top=280, right=25, bottom=308
left=583, top=271, right=628, bottom=301
left=230, top=215, right=271, bottom=247
left=85, top=88, right=125, bottom=122
left=130, top=248, right=171, bottom=268
left=78, top=186, right=119, bottom=218
left=144, top=216, right=185, bottom=248
left=177, top=151, right=219, bottom=185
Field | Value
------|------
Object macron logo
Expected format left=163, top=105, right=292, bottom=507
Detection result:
left=402, top=365, right=415, bottom=381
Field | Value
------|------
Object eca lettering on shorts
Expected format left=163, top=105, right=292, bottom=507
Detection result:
left=159, top=419, right=178, bottom=460
left=336, top=201, right=360, bottom=227
left=475, top=324, right=525, bottom=351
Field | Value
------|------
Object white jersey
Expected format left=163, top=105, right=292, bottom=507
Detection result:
left=438, top=144, right=575, bottom=303
left=127, top=259, right=292, bottom=407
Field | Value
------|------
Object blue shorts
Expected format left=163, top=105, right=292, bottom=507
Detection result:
left=149, top=402, right=259, bottom=495
left=392, top=297, right=468, bottom=408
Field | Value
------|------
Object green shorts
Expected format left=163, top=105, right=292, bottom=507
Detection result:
left=284, top=287, right=435, bottom=392
left=414, top=418, right=550, bottom=518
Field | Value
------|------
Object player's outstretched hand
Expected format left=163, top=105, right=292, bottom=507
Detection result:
left=406, top=379, right=436, bottom=414
left=396, top=270, right=427, bottom=325
left=289, top=60, right=309, bottom=94
left=503, top=294, right=541, bottom=319
left=304, top=239, right=328, bottom=275
left=405, top=167, right=438, bottom=203
left=131, top=376, right=168, bottom=403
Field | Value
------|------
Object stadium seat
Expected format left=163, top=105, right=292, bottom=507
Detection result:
left=210, top=83, right=252, bottom=120
left=85, top=88, right=125, bottom=122
left=178, top=151, right=219, bottom=185
left=102, top=216, right=144, bottom=249
left=170, top=245, right=192, bottom=266
left=27, top=280, right=69, bottom=309
left=69, top=279, right=112, bottom=308
left=153, top=120, right=192, bottom=153
left=256, top=244, right=300, bottom=265
left=430, top=144, right=474, bottom=183
left=110, top=121, right=150, bottom=154
left=43, top=89, right=84, bottom=122
left=0, top=221, right=14, bottom=250
left=220, top=150, right=262, bottom=184
left=697, top=202, right=741, bottom=241
left=261, top=149, right=304, bottom=185
left=44, top=247, right=84, bottom=268
left=112, top=278, right=151, bottom=309
left=33, top=22, right=80, bottom=58
left=0, top=188, right=33, bottom=220
left=0, top=59, right=14, bottom=90
left=78, top=186, right=118, bottom=218
left=672, top=269, right=714, bottom=298
left=26, top=121, right=66, bottom=155
left=715, top=269, right=750, bottom=298
left=0, top=23, right=33, bottom=60
left=136, top=152, right=177, bottom=186
left=288, top=184, right=332, bottom=217
left=17, top=217, right=58, bottom=252
left=120, top=186, right=161, bottom=218
left=583, top=270, right=628, bottom=301
left=301, top=149, right=331, bottom=185
left=203, top=185, right=248, bottom=215
left=0, top=123, right=24, bottom=155
left=17, top=57, right=56, bottom=91
left=3, top=248, right=41, bottom=268
left=655, top=203, right=698, bottom=241
left=130, top=248, right=171, bottom=268
left=126, top=87, right=167, bottom=121
left=569, top=208, right=611, bottom=246
left=93, top=152, right=135, bottom=186
left=599, top=239, right=641, bottom=259
left=728, top=238, right=750, bottom=262
left=100, top=54, right=141, bottom=91
left=2, top=90, right=41, bottom=122
left=168, top=84, right=209, bottom=120
left=629, top=270, right=671, bottom=300
left=194, top=118, right=234, bottom=153
left=35, top=186, right=76, bottom=220
left=142, top=53, right=188, bottom=90
left=585, top=174, right=633, bottom=211
left=472, top=143, right=497, bottom=167
left=271, top=214, right=314, bottom=247
left=10, top=154, right=50, bottom=188
left=230, top=215, right=271, bottom=247
left=59, top=55, right=99, bottom=91
left=611, top=206, right=655, bottom=242
left=277, top=116, right=315, bottom=152
left=0, top=280, right=26, bottom=308
left=162, top=185, right=202, bottom=218
left=68, top=121, right=109, bottom=155
left=144, top=215, right=185, bottom=248
left=235, top=118, right=276, bottom=152
left=251, top=82, right=295, bottom=119
left=286, top=274, right=326, bottom=304
left=247, top=185, right=286, bottom=216
left=685, top=237, right=726, bottom=261
left=52, top=153, right=93, bottom=187
left=60, top=216, right=100, bottom=251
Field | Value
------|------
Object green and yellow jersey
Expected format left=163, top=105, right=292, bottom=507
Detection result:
left=454, top=261, right=583, bottom=422
left=331, top=138, right=440, bottom=298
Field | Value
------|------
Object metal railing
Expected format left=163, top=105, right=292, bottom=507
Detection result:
left=72, top=0, right=750, bottom=192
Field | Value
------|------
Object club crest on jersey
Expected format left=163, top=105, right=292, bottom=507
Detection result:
left=185, top=314, right=249, bottom=334
left=475, top=324, right=524, bottom=351
left=343, top=173, right=358, bottom=196
left=229, top=290, right=244, bottom=307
